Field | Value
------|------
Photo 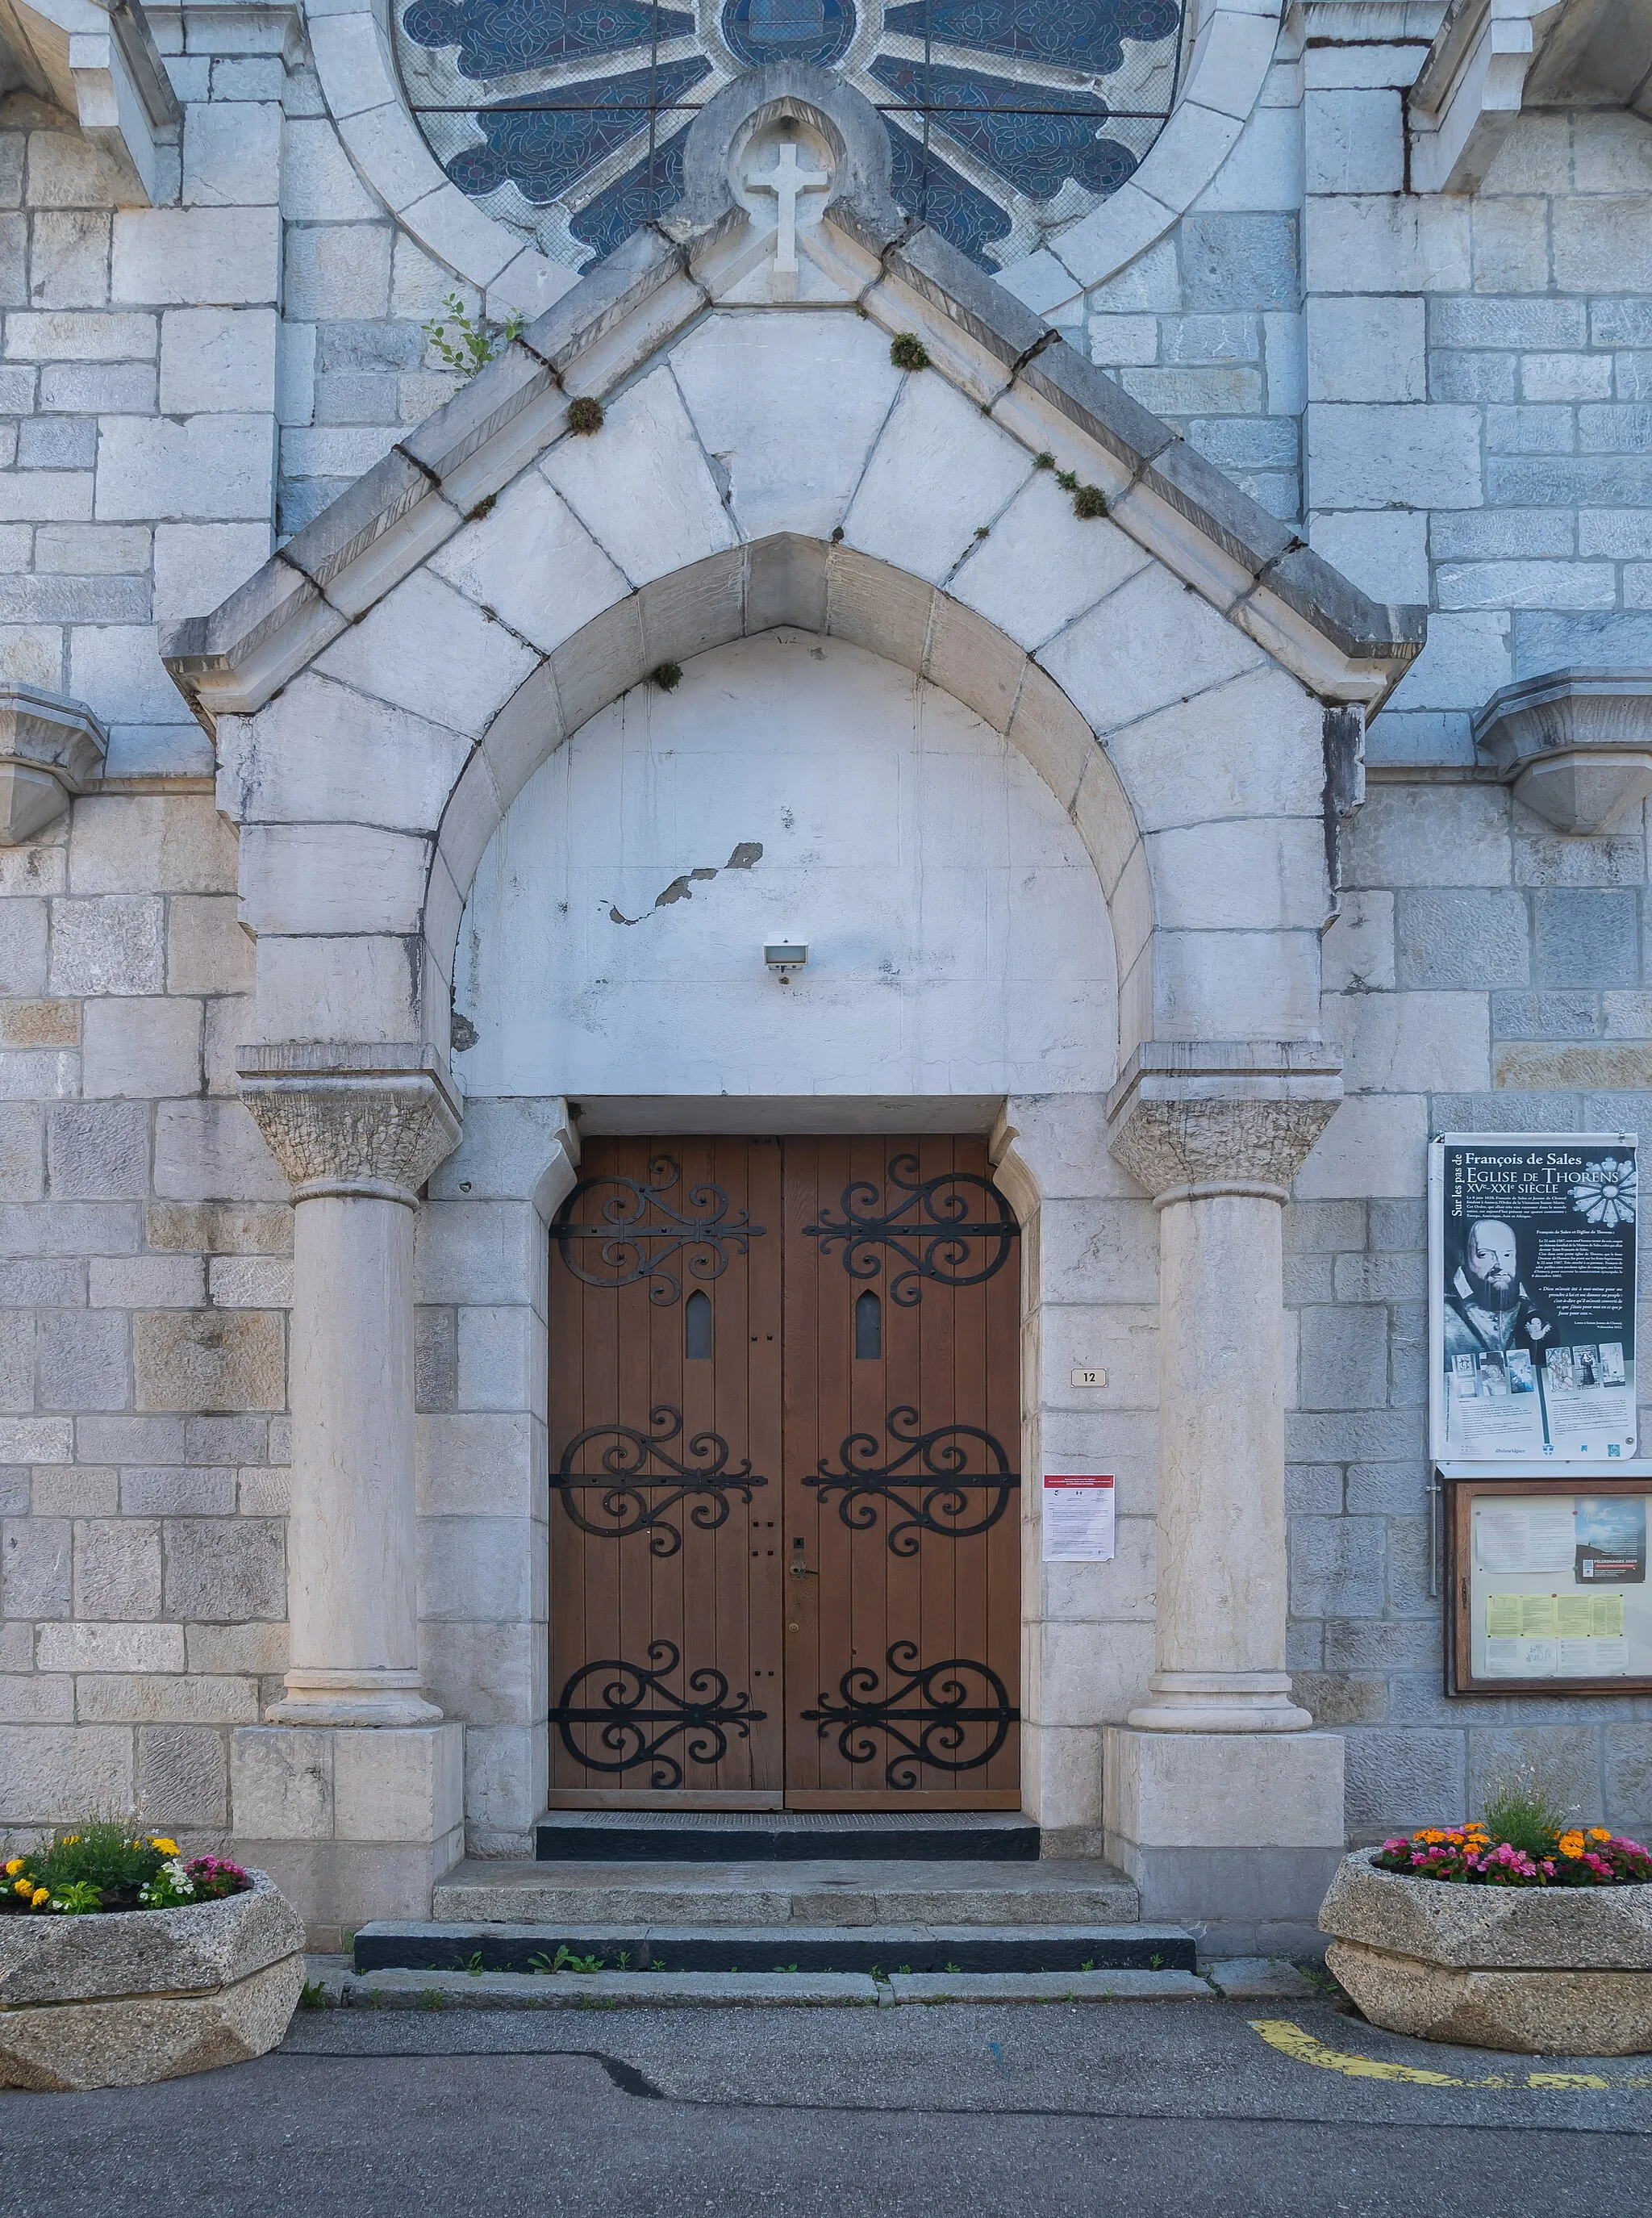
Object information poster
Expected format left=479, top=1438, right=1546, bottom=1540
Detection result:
left=1462, top=1489, right=1650, bottom=1684
left=1041, top=1474, right=1115, bottom=1562
left=1429, top=1134, right=1637, bottom=1462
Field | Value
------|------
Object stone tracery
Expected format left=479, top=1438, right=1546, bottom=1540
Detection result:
left=393, top=0, right=1188, bottom=267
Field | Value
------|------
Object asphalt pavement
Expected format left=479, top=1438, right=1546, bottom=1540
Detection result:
left=4, top=1999, right=1651, bottom=2216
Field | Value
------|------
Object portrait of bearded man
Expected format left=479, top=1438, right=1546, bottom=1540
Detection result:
left=1443, top=1218, right=1554, bottom=1365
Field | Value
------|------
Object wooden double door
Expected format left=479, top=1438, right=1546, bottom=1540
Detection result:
left=547, top=1136, right=1021, bottom=1807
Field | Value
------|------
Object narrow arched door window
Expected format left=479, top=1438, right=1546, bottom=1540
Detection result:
left=684, top=1289, right=713, bottom=1360
left=853, top=1289, right=882, bottom=1360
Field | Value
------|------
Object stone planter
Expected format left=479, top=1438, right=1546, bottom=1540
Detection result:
left=0, top=1870, right=306, bottom=2091
left=1320, top=1848, right=1652, bottom=2056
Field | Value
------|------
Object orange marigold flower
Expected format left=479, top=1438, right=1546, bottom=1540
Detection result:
left=1590, top=1827, right=1611, bottom=1841
left=1558, top=1831, right=1586, bottom=1858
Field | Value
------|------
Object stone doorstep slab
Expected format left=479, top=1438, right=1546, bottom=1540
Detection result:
left=349, top=1921, right=1199, bottom=1976
left=432, top=1857, right=1140, bottom=1929
left=532, top=1810, right=1042, bottom=1862
left=299, top=1965, right=1222, bottom=2011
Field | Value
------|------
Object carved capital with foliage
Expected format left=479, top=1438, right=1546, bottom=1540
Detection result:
left=239, top=1043, right=461, bottom=1205
left=1107, top=1042, right=1342, bottom=1208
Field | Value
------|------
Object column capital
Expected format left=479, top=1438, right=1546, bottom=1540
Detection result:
left=239, top=1043, right=462, bottom=1205
left=1107, top=1041, right=1342, bottom=1208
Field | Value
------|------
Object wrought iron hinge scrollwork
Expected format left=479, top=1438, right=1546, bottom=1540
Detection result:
left=802, top=1642, right=1017, bottom=1789
left=551, top=1406, right=766, bottom=1557
left=550, top=1155, right=765, bottom=1305
left=802, top=1153, right=1018, bottom=1305
left=548, top=1641, right=766, bottom=1788
left=807, top=1406, right=1017, bottom=1555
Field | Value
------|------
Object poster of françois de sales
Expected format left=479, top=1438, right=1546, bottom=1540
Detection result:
left=1429, top=1135, right=1639, bottom=1464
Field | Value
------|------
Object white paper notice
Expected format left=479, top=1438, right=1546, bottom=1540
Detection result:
left=1482, top=1635, right=1559, bottom=1676
left=1475, top=1502, right=1575, bottom=1574
left=1042, top=1475, right=1115, bottom=1562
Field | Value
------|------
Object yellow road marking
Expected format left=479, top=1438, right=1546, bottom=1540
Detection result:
left=1249, top=2020, right=1652, bottom=2091
left=1250, top=2019, right=1463, bottom=2084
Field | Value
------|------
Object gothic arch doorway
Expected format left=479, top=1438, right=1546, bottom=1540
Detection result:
left=546, top=1133, right=1022, bottom=1808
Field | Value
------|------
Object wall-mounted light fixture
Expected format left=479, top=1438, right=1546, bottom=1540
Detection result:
left=764, top=942, right=807, bottom=984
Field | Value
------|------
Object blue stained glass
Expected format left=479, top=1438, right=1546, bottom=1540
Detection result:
left=870, top=57, right=1137, bottom=203
left=720, top=0, right=856, bottom=69
left=883, top=120, right=1012, bottom=269
left=401, top=0, right=695, bottom=80
left=882, top=0, right=1179, bottom=75
left=571, top=125, right=690, bottom=261
left=446, top=56, right=711, bottom=203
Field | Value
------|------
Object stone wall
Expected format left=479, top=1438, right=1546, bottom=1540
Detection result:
left=0, top=789, right=291, bottom=1837
left=5, top=0, right=1652, bottom=1862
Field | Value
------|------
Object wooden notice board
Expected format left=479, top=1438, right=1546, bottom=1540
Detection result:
left=1446, top=1475, right=1652, bottom=1697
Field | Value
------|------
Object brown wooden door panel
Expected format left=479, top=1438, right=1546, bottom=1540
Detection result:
left=547, top=1138, right=784, bottom=1804
left=782, top=1137, right=1022, bottom=1808
left=546, top=1135, right=1020, bottom=1810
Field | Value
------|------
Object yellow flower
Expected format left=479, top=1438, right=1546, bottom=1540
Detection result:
left=148, top=1837, right=179, bottom=1857
left=62, top=1835, right=77, bottom=1844
left=1590, top=1827, right=1611, bottom=1842
left=1558, top=1831, right=1586, bottom=1859
left=29, top=1886, right=48, bottom=1907
left=3, top=1858, right=22, bottom=1876
left=12, top=1878, right=32, bottom=1898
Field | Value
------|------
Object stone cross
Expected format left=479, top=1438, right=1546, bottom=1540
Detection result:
left=748, top=140, right=831, bottom=280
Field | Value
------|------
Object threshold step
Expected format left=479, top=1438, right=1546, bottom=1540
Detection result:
left=307, top=1965, right=1215, bottom=2011
left=535, top=1810, right=1040, bottom=1863
left=353, top=1920, right=1196, bottom=1976
left=434, top=1857, right=1139, bottom=1929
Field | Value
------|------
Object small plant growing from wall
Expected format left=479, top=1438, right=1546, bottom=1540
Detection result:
left=1051, top=465, right=1107, bottom=520
left=890, top=332, right=930, bottom=371
left=422, top=292, right=524, bottom=374
left=653, top=662, right=683, bottom=691
left=566, top=396, right=605, bottom=435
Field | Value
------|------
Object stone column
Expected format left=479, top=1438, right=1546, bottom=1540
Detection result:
left=230, top=1046, right=465, bottom=1945
left=1101, top=1043, right=1348, bottom=1949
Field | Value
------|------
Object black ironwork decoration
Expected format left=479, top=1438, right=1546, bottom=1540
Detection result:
left=803, top=1642, right=1016, bottom=1787
left=808, top=1405, right=1017, bottom=1555
left=550, top=1155, right=765, bottom=1305
left=549, top=1639, right=766, bottom=1786
left=803, top=1153, right=1018, bottom=1304
left=552, top=1406, right=766, bottom=1556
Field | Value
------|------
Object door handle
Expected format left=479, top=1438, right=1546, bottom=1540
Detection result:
left=788, top=1560, right=818, bottom=1579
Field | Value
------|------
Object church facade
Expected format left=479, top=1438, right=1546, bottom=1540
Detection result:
left=1, top=0, right=1650, bottom=1949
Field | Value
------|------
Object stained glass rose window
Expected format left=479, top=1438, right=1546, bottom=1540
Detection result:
left=393, top=0, right=1187, bottom=271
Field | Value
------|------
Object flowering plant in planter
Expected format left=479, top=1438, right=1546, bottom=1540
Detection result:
left=1374, top=1823, right=1652, bottom=1888
left=2, top=1821, right=251, bottom=1916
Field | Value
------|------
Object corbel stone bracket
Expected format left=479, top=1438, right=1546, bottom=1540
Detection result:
left=1473, top=669, right=1652, bottom=835
left=0, top=0, right=181, bottom=206
left=0, top=683, right=107, bottom=844
left=1107, top=1042, right=1343, bottom=1209
left=239, top=1043, right=461, bottom=1205
left=1409, top=0, right=1652, bottom=196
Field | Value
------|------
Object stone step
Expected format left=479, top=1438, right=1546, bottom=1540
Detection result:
left=432, top=1857, right=1141, bottom=1930
left=306, top=1963, right=1222, bottom=2011
left=534, top=1808, right=1041, bottom=1863
left=353, top=1919, right=1195, bottom=1976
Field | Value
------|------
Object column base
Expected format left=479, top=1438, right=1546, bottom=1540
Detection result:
left=266, top=1668, right=443, bottom=1729
left=1103, top=1724, right=1345, bottom=1954
left=1127, top=1671, right=1313, bottom=1733
left=231, top=1723, right=465, bottom=1949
